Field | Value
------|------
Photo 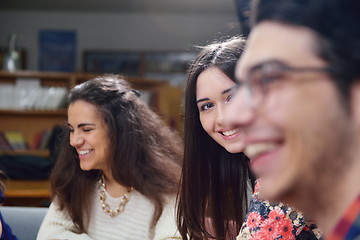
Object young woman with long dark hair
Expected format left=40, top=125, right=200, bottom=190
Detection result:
left=37, top=75, right=183, bottom=240
left=177, top=36, right=322, bottom=240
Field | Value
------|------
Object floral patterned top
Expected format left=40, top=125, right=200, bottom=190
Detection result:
left=237, top=181, right=323, bottom=240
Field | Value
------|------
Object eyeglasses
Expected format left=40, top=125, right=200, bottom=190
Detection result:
left=235, top=60, right=332, bottom=107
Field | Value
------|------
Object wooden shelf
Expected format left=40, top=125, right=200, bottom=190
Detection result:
left=0, top=150, right=49, bottom=158
left=0, top=109, right=67, bottom=116
left=0, top=70, right=74, bottom=89
left=127, top=76, right=167, bottom=88
left=73, top=73, right=167, bottom=89
left=4, top=179, right=50, bottom=198
left=0, top=70, right=71, bottom=79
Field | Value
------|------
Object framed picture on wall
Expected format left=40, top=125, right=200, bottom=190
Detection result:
left=143, top=51, right=197, bottom=85
left=82, top=50, right=197, bottom=86
left=83, top=50, right=141, bottom=76
left=38, top=30, right=76, bottom=72
left=144, top=51, right=195, bottom=73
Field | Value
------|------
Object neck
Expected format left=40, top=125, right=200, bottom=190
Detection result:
left=101, top=172, right=129, bottom=198
left=290, top=156, right=360, bottom=235
left=320, top=162, right=360, bottom=235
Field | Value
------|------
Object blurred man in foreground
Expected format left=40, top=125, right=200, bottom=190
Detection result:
left=228, top=0, right=360, bottom=238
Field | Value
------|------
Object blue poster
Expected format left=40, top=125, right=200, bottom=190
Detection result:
left=38, top=30, right=76, bottom=72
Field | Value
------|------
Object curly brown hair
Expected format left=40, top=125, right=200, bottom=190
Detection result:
left=51, top=75, right=183, bottom=232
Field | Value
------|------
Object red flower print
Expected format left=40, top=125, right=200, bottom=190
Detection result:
left=278, top=219, right=294, bottom=240
left=247, top=212, right=262, bottom=229
left=251, top=231, right=268, bottom=240
left=259, top=218, right=281, bottom=239
left=303, top=225, right=310, bottom=231
left=269, top=208, right=286, bottom=222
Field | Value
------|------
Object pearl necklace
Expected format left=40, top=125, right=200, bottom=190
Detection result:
left=97, top=175, right=133, bottom=217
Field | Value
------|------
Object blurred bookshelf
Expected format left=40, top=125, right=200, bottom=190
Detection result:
left=0, top=70, right=183, bottom=151
left=0, top=70, right=184, bottom=206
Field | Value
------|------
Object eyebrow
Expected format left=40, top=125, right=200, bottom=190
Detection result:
left=196, top=86, right=237, bottom=104
left=196, top=97, right=209, bottom=104
left=236, top=59, right=286, bottom=83
left=249, top=59, right=287, bottom=73
left=67, top=123, right=96, bottom=128
left=222, top=86, right=237, bottom=95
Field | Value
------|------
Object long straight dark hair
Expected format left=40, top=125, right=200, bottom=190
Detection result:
left=51, top=75, right=183, bottom=232
left=177, top=36, right=255, bottom=240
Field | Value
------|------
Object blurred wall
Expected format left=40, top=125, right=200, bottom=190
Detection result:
left=0, top=10, right=241, bottom=71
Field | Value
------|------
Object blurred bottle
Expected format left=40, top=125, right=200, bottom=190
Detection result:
left=3, top=33, right=21, bottom=71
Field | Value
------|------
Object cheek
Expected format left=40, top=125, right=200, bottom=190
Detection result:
left=100, top=136, right=110, bottom=152
left=97, top=142, right=110, bottom=163
left=264, top=84, right=312, bottom=127
left=262, top=95, right=295, bottom=131
left=268, top=85, right=344, bottom=178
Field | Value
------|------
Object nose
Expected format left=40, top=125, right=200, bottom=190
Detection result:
left=223, top=87, right=256, bottom=127
left=215, top=105, right=226, bottom=126
left=69, top=131, right=84, bottom=148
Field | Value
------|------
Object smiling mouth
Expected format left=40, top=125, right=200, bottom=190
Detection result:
left=245, top=143, right=278, bottom=159
left=78, top=149, right=93, bottom=156
left=221, top=128, right=240, bottom=137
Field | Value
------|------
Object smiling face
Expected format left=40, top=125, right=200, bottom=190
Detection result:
left=68, top=100, right=110, bottom=172
left=196, top=67, right=245, bottom=153
left=230, top=21, right=352, bottom=203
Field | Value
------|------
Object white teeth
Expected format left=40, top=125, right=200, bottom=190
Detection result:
left=222, top=129, right=239, bottom=136
left=245, top=143, right=277, bottom=159
left=78, top=150, right=91, bottom=155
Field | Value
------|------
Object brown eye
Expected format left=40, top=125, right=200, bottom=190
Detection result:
left=226, top=93, right=233, bottom=103
left=200, top=102, right=214, bottom=111
left=261, top=62, right=287, bottom=84
left=248, top=62, right=287, bottom=95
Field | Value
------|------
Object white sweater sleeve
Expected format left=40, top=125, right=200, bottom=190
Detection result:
left=153, top=196, right=182, bottom=240
left=36, top=200, right=95, bottom=240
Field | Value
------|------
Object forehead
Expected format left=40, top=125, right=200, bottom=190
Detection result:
left=196, top=67, right=235, bottom=97
left=68, top=100, right=102, bottom=123
left=236, top=21, right=327, bottom=78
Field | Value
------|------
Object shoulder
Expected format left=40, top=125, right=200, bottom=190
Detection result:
left=237, top=180, right=322, bottom=239
left=0, top=212, right=18, bottom=240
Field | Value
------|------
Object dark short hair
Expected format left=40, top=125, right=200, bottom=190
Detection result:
left=251, top=0, right=360, bottom=99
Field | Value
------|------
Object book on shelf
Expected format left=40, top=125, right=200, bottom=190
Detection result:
left=31, top=128, right=55, bottom=151
left=31, top=130, right=45, bottom=150
left=0, top=129, right=56, bottom=152
left=2, top=130, right=27, bottom=150
left=0, top=80, right=68, bottom=111
left=0, top=132, right=12, bottom=150
left=15, top=78, right=41, bottom=88
left=39, top=129, right=53, bottom=150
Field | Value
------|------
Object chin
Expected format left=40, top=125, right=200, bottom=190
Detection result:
left=80, top=165, right=93, bottom=171
left=224, top=145, right=243, bottom=154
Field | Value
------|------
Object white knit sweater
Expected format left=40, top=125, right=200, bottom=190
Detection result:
left=36, top=190, right=181, bottom=240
